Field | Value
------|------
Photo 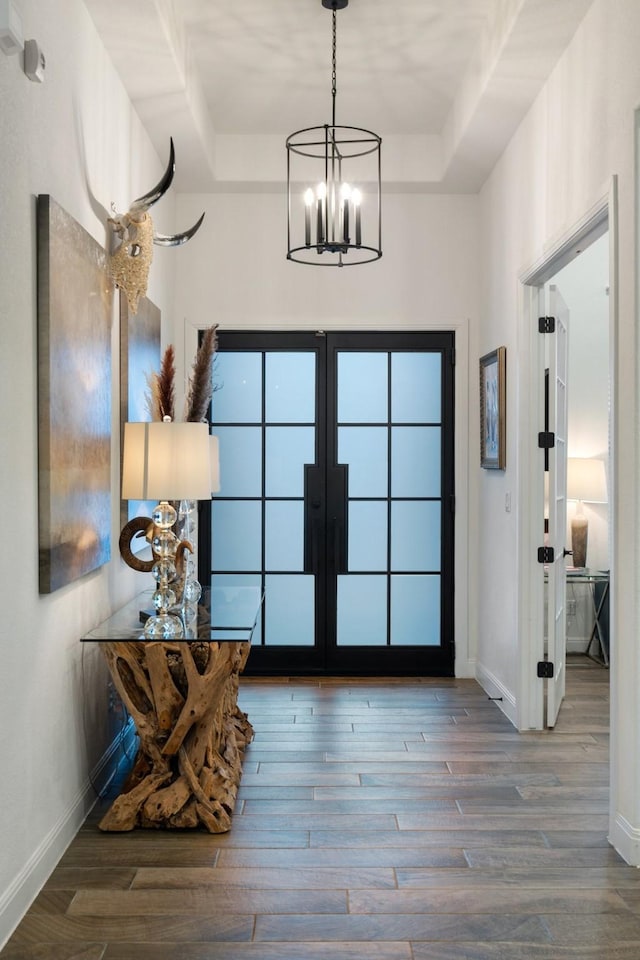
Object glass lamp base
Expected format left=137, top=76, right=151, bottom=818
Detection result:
left=143, top=612, right=185, bottom=640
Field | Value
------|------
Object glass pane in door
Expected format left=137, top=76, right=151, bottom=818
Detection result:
left=337, top=575, right=387, bottom=646
left=213, top=352, right=262, bottom=422
left=338, top=353, right=388, bottom=422
left=391, top=352, right=441, bottom=422
left=338, top=427, right=388, bottom=497
left=266, top=353, right=316, bottom=422
left=265, top=574, right=315, bottom=646
left=391, top=575, right=440, bottom=645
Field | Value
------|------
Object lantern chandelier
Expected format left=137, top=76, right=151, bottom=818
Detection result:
left=286, top=0, right=382, bottom=266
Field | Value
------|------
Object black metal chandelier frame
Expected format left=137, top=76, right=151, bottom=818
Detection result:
left=286, top=0, right=382, bottom=266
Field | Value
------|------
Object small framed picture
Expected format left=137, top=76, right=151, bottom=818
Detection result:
left=479, top=346, right=506, bottom=469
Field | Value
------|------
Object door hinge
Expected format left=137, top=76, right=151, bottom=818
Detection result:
left=537, top=660, right=554, bottom=679
left=538, top=431, right=555, bottom=449
left=449, top=494, right=456, bottom=514
left=537, top=546, right=554, bottom=564
left=315, top=330, right=326, bottom=337
left=538, top=316, right=555, bottom=333
left=450, top=348, right=456, bottom=366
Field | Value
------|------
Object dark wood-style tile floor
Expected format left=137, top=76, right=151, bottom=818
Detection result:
left=5, top=656, right=639, bottom=959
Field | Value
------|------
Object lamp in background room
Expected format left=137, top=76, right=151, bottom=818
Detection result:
left=566, top=457, right=607, bottom=569
left=121, top=418, right=219, bottom=639
left=286, top=0, right=382, bottom=266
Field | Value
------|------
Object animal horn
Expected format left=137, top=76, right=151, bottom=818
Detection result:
left=153, top=212, right=206, bottom=247
left=119, top=517, right=155, bottom=572
left=129, top=138, right=176, bottom=215
left=175, top=539, right=194, bottom=582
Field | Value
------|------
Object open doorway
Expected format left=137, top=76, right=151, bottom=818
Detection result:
left=545, top=235, right=610, bottom=667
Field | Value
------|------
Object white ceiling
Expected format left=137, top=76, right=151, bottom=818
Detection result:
left=84, top=0, right=595, bottom=192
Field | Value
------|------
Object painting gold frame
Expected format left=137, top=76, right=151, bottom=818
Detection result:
left=479, top=346, right=506, bottom=470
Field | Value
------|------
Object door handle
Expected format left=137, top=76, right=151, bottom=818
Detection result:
left=304, top=464, right=323, bottom=574
left=304, top=463, right=348, bottom=575
left=330, top=517, right=347, bottom=574
left=328, top=464, right=348, bottom=575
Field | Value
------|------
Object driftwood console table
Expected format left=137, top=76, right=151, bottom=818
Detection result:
left=82, top=588, right=262, bottom=833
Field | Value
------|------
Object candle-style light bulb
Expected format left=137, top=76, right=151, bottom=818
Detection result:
left=352, top=188, right=362, bottom=247
left=304, top=188, right=314, bottom=247
left=340, top=182, right=351, bottom=244
left=316, top=182, right=326, bottom=247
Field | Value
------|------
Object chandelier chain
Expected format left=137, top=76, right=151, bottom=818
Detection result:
left=331, top=8, right=337, bottom=127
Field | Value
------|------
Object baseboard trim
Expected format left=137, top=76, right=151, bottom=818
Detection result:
left=475, top=662, right=518, bottom=728
left=0, top=720, right=136, bottom=950
left=609, top=812, right=640, bottom=867
left=567, top=638, right=591, bottom=654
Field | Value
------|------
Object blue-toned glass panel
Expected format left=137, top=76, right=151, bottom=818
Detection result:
left=210, top=574, right=263, bottom=645
left=348, top=502, right=388, bottom=571
left=391, top=575, right=440, bottom=646
left=337, top=576, right=387, bottom=646
left=214, top=426, right=262, bottom=497
left=265, top=574, right=314, bottom=646
left=337, top=352, right=388, bottom=423
left=391, top=353, right=441, bottom=423
left=265, top=501, right=303, bottom=571
left=266, top=352, right=316, bottom=423
left=265, top=427, right=315, bottom=497
left=391, top=501, right=441, bottom=571
left=212, top=500, right=261, bottom=571
left=212, top=352, right=262, bottom=423
left=338, top=427, right=388, bottom=497
left=392, top=427, right=441, bottom=498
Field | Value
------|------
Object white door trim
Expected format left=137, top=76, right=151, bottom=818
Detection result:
left=516, top=183, right=614, bottom=732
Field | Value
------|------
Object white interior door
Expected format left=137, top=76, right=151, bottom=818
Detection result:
left=546, top=284, right=570, bottom=726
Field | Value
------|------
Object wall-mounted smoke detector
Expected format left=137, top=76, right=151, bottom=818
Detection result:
left=0, top=0, right=23, bottom=56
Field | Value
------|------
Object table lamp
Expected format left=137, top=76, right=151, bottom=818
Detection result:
left=566, top=457, right=607, bottom=569
left=121, top=418, right=217, bottom=639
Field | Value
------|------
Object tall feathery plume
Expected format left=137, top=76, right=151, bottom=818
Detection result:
left=145, top=371, right=162, bottom=421
left=156, top=344, right=176, bottom=421
left=184, top=325, right=218, bottom=422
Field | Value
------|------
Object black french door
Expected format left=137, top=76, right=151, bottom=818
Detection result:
left=202, top=330, right=455, bottom=675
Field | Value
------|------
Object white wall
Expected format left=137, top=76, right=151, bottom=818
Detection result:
left=0, top=0, right=175, bottom=945
left=171, top=190, right=481, bottom=676
left=477, top=0, right=640, bottom=861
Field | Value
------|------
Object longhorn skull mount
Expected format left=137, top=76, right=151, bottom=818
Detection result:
left=109, top=138, right=205, bottom=313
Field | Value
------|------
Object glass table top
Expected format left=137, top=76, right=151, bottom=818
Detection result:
left=81, top=585, right=263, bottom=642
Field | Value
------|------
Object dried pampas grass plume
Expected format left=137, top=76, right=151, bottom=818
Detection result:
left=145, top=344, right=176, bottom=422
left=185, top=325, right=218, bottom=422
left=157, top=344, right=176, bottom=421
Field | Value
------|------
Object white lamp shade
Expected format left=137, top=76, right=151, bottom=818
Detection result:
left=566, top=457, right=608, bottom=503
left=122, top=421, right=216, bottom=501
